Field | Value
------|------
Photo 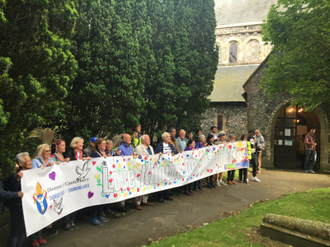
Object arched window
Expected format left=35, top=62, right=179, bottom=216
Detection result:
left=229, top=43, right=238, bottom=63
left=217, top=115, right=223, bottom=131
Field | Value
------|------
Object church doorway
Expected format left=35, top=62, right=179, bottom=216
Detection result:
left=273, top=104, right=321, bottom=170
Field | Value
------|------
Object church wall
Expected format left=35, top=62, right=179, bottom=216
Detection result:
left=201, top=102, right=247, bottom=138
left=243, top=61, right=330, bottom=172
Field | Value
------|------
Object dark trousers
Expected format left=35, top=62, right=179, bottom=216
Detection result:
left=250, top=153, right=257, bottom=177
left=227, top=170, right=235, bottom=181
left=7, top=204, right=25, bottom=247
left=92, top=205, right=104, bottom=220
left=30, top=230, right=42, bottom=242
left=184, top=183, right=192, bottom=192
left=299, top=153, right=306, bottom=167
left=239, top=168, right=248, bottom=181
left=158, top=189, right=170, bottom=200
left=63, top=211, right=77, bottom=225
left=304, top=150, right=317, bottom=171
left=194, top=180, right=201, bottom=188
left=205, top=175, right=214, bottom=182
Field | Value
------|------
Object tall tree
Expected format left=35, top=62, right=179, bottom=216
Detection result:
left=261, top=0, right=330, bottom=110
left=0, top=0, right=77, bottom=176
left=55, top=0, right=144, bottom=143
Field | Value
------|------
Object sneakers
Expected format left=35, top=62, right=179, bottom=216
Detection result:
left=31, top=241, right=40, bottom=247
left=43, top=227, right=58, bottom=236
left=98, top=216, right=109, bottom=223
left=216, top=181, right=221, bottom=186
left=91, top=219, right=103, bottom=226
left=38, top=239, right=47, bottom=245
left=305, top=170, right=309, bottom=173
left=309, top=170, right=315, bottom=174
left=220, top=181, right=227, bottom=186
left=252, top=177, right=260, bottom=182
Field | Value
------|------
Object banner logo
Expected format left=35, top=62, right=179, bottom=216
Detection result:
left=76, top=160, right=91, bottom=179
left=53, top=197, right=63, bottom=215
left=32, top=182, right=48, bottom=215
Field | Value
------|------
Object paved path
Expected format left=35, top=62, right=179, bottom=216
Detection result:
left=15, top=170, right=330, bottom=246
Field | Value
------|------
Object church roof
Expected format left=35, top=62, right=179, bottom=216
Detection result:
left=215, top=0, right=278, bottom=27
left=209, top=64, right=259, bottom=102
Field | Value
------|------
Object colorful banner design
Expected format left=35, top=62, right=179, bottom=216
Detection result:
left=21, top=142, right=249, bottom=236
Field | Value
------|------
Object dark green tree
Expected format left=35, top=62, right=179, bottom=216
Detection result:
left=55, top=0, right=144, bottom=143
left=0, top=0, right=78, bottom=176
left=261, top=0, right=330, bottom=110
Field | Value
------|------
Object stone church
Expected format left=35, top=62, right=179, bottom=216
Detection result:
left=201, top=0, right=330, bottom=172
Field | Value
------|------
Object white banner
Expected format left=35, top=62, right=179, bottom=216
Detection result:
left=21, top=142, right=249, bottom=236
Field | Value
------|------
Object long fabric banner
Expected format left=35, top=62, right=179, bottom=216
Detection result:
left=21, top=142, right=249, bottom=236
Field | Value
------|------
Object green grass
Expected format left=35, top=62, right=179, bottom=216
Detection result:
left=146, top=188, right=330, bottom=247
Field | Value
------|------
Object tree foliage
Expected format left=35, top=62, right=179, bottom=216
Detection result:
left=0, top=0, right=78, bottom=176
left=261, top=0, right=330, bottom=110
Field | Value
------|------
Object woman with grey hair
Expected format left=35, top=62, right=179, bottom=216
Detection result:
left=31, top=144, right=54, bottom=169
left=5, top=153, right=26, bottom=247
left=195, top=134, right=207, bottom=149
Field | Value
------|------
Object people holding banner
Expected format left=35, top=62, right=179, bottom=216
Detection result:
left=83, top=137, right=98, bottom=157
left=168, top=127, right=180, bottom=153
left=205, top=134, right=216, bottom=189
left=177, top=129, right=188, bottom=152
left=155, top=132, right=178, bottom=202
left=89, top=138, right=110, bottom=226
left=194, top=135, right=206, bottom=191
left=183, top=139, right=196, bottom=196
left=227, top=134, right=237, bottom=185
left=106, top=140, right=117, bottom=156
left=215, top=133, right=227, bottom=187
left=134, top=135, right=154, bottom=210
left=31, top=144, right=55, bottom=169
left=50, top=139, right=69, bottom=163
left=239, top=134, right=250, bottom=183
left=66, top=137, right=88, bottom=161
left=31, top=144, right=58, bottom=239
left=4, top=153, right=26, bottom=247
left=248, top=131, right=260, bottom=182
left=115, top=134, right=134, bottom=212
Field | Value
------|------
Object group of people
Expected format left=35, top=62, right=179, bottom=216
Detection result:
left=1, top=124, right=265, bottom=247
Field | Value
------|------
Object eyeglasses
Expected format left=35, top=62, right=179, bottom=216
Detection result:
left=45, top=150, right=51, bottom=153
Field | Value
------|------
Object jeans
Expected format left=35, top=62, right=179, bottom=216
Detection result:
left=304, top=150, right=317, bottom=171
left=92, top=205, right=104, bottom=220
left=7, top=204, right=25, bottom=247
left=227, top=170, right=235, bottom=181
left=239, top=168, right=248, bottom=181
left=250, top=153, right=257, bottom=177
left=158, top=189, right=170, bottom=200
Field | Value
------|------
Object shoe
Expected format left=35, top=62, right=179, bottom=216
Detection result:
left=243, top=180, right=248, bottom=183
left=210, top=181, right=216, bottom=188
left=71, top=224, right=78, bottom=230
left=246, top=179, right=249, bottom=182
left=198, top=185, right=204, bottom=190
left=252, top=177, right=260, bottom=182
left=64, top=225, right=73, bottom=231
left=219, top=181, right=227, bottom=186
left=309, top=170, right=315, bottom=174
left=194, top=186, right=199, bottom=191
left=136, top=205, right=143, bottom=210
left=91, top=219, right=103, bottom=226
left=158, top=199, right=164, bottom=203
left=239, top=180, right=242, bottom=183
left=228, top=181, right=233, bottom=185
left=31, top=241, right=40, bottom=247
left=142, top=202, right=153, bottom=206
left=43, top=227, right=58, bottom=236
left=117, top=206, right=128, bottom=212
left=98, top=216, right=109, bottom=223
left=164, top=197, right=173, bottom=201
left=184, top=191, right=191, bottom=196
left=101, top=210, right=105, bottom=217
left=216, top=181, right=220, bottom=187
left=189, top=190, right=194, bottom=195
left=107, top=208, right=115, bottom=214
left=232, top=181, right=237, bottom=185
left=37, top=239, right=47, bottom=245
left=305, top=170, right=309, bottom=173
left=206, top=182, right=212, bottom=189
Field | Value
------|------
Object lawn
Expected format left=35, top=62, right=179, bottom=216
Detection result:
left=146, top=187, right=330, bottom=247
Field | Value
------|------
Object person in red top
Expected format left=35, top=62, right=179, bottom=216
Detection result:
left=304, top=127, right=317, bottom=173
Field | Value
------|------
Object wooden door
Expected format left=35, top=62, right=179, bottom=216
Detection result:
left=274, top=105, right=298, bottom=169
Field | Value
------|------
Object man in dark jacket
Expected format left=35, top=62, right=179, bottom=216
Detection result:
left=0, top=178, right=23, bottom=216
left=7, top=152, right=30, bottom=247
left=155, top=132, right=178, bottom=203
left=155, top=132, right=178, bottom=155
